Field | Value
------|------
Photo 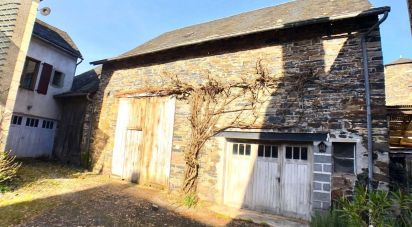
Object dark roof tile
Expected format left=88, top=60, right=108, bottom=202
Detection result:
left=54, top=67, right=101, bottom=98
left=385, top=58, right=412, bottom=66
left=33, top=19, right=82, bottom=58
left=95, top=0, right=381, bottom=64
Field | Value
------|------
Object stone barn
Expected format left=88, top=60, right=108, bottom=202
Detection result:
left=385, top=58, right=412, bottom=189
left=88, top=0, right=390, bottom=220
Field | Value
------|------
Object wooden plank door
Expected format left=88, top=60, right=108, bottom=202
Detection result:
left=224, top=142, right=281, bottom=212
left=224, top=143, right=255, bottom=208
left=122, top=130, right=142, bottom=182
left=252, top=144, right=281, bottom=213
left=280, top=145, right=311, bottom=219
left=112, top=99, right=131, bottom=177
left=139, top=96, right=175, bottom=187
left=112, top=96, right=175, bottom=188
left=223, top=142, right=311, bottom=219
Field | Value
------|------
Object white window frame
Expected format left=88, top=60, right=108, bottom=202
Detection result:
left=257, top=144, right=279, bottom=159
left=332, top=142, right=356, bottom=174
left=11, top=115, right=23, bottom=126
left=231, top=143, right=252, bottom=157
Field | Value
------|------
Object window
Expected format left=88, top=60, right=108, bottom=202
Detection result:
left=20, top=57, right=40, bottom=90
left=232, top=143, right=251, bottom=156
left=42, top=120, right=54, bottom=129
left=11, top=115, right=23, bottom=125
left=51, top=70, right=64, bottom=87
left=285, top=146, right=308, bottom=161
left=25, top=118, right=39, bottom=128
left=333, top=143, right=355, bottom=174
left=258, top=145, right=278, bottom=158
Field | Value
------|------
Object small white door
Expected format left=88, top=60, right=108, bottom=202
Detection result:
left=122, top=129, right=142, bottom=182
left=112, top=99, right=130, bottom=177
left=6, top=115, right=57, bottom=158
left=252, top=145, right=281, bottom=213
left=224, top=142, right=311, bottom=219
left=281, top=145, right=311, bottom=219
left=224, top=143, right=255, bottom=208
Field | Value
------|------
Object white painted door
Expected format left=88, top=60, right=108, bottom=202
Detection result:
left=224, top=143, right=255, bottom=208
left=224, top=142, right=311, bottom=219
left=6, top=115, right=57, bottom=158
left=112, top=99, right=130, bottom=177
left=122, top=130, right=142, bottom=182
left=281, top=145, right=311, bottom=219
left=252, top=145, right=281, bottom=213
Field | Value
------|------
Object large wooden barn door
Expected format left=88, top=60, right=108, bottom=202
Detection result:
left=112, top=96, right=175, bottom=188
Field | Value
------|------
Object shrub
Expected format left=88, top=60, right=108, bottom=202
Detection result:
left=311, top=187, right=412, bottom=227
left=337, top=186, right=369, bottom=226
left=310, top=210, right=347, bottom=227
left=0, top=151, right=21, bottom=183
left=390, top=190, right=412, bottom=226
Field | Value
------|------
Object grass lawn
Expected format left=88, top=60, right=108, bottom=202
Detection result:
left=0, top=160, right=108, bottom=226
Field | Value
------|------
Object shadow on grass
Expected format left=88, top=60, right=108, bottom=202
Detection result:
left=0, top=183, right=209, bottom=227
left=6, top=158, right=89, bottom=191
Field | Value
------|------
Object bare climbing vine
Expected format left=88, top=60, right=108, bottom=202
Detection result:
left=138, top=60, right=327, bottom=194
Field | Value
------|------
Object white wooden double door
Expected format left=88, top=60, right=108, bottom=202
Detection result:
left=224, top=142, right=312, bottom=219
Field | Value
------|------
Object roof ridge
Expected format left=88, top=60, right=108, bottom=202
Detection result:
left=92, top=0, right=381, bottom=65
left=385, top=58, right=412, bottom=66
left=34, top=19, right=82, bottom=58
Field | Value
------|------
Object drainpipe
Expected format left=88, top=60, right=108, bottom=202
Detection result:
left=76, top=58, right=84, bottom=66
left=360, top=10, right=389, bottom=193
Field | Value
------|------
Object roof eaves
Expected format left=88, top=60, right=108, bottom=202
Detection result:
left=91, top=6, right=390, bottom=66
left=385, top=59, right=412, bottom=66
left=33, top=34, right=83, bottom=59
left=54, top=92, right=89, bottom=99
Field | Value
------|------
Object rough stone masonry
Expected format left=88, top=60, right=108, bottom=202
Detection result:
left=88, top=15, right=389, bottom=210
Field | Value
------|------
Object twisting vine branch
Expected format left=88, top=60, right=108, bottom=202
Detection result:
left=137, top=59, right=338, bottom=194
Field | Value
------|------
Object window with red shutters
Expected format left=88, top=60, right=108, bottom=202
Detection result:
left=37, top=63, right=53, bottom=94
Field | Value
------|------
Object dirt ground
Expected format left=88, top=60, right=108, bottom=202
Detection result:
left=0, top=160, right=264, bottom=226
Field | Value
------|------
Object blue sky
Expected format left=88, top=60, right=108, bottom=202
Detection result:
left=38, top=0, right=412, bottom=74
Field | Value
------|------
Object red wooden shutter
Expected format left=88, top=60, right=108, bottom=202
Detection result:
left=37, top=63, right=53, bottom=94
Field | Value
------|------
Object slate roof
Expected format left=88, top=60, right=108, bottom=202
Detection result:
left=33, top=19, right=82, bottom=59
left=0, top=1, right=20, bottom=73
left=92, top=0, right=389, bottom=65
left=54, top=67, right=101, bottom=98
left=385, top=58, right=412, bottom=66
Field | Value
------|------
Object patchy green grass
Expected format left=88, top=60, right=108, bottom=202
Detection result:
left=182, top=193, right=198, bottom=208
left=0, top=160, right=107, bottom=226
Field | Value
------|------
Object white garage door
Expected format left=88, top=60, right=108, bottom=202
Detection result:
left=224, top=142, right=312, bottom=219
left=6, top=115, right=57, bottom=158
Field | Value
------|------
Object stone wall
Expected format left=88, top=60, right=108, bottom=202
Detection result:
left=312, top=141, right=333, bottom=210
left=0, top=0, right=39, bottom=151
left=89, top=16, right=389, bottom=206
left=385, top=62, right=412, bottom=106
